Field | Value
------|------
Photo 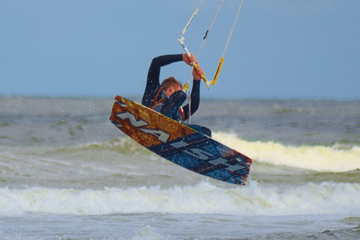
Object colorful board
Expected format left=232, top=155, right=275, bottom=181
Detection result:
left=110, top=95, right=252, bottom=185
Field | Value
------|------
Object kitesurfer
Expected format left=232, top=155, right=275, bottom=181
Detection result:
left=142, top=53, right=211, bottom=137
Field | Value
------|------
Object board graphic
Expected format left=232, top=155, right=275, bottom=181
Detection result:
left=110, top=95, right=252, bottom=185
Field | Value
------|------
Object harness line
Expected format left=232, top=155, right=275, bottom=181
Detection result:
left=204, top=0, right=244, bottom=87
left=179, top=0, right=244, bottom=89
left=222, top=0, right=244, bottom=58
left=178, top=0, right=244, bottom=123
left=178, top=1, right=203, bottom=93
left=179, top=0, right=223, bottom=123
left=177, top=0, right=204, bottom=124
left=195, top=0, right=224, bottom=59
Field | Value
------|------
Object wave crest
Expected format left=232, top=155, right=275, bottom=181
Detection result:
left=212, top=132, right=360, bottom=172
left=1, top=181, right=359, bottom=216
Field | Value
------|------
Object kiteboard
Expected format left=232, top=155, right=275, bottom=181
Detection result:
left=110, top=95, right=252, bottom=185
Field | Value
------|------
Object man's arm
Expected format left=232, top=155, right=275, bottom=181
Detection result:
left=182, top=63, right=205, bottom=120
left=142, top=54, right=183, bottom=107
left=182, top=79, right=200, bottom=120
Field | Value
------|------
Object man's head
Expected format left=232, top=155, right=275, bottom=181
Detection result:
left=161, top=76, right=182, bottom=97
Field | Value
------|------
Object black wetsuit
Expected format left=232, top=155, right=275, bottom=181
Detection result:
left=142, top=54, right=201, bottom=121
left=142, top=54, right=211, bottom=137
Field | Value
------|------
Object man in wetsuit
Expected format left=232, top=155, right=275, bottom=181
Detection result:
left=142, top=53, right=211, bottom=137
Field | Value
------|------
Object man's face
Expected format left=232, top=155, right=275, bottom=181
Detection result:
left=164, top=84, right=182, bottom=97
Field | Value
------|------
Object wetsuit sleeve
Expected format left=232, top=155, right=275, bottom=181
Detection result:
left=142, top=54, right=184, bottom=107
left=182, top=79, right=200, bottom=120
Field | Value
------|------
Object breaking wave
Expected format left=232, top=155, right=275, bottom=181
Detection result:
left=213, top=132, right=360, bottom=172
left=1, top=181, right=359, bottom=217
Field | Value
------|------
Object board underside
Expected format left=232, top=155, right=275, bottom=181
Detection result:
left=110, top=95, right=252, bottom=185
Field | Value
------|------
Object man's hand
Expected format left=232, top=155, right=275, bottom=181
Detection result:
left=182, top=53, right=196, bottom=66
left=192, top=64, right=204, bottom=81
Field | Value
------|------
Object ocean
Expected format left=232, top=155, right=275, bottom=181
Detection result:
left=0, top=96, right=359, bottom=239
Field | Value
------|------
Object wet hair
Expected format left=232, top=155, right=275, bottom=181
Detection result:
left=160, top=76, right=182, bottom=91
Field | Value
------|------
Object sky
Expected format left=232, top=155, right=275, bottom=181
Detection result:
left=1, top=0, right=359, bottom=100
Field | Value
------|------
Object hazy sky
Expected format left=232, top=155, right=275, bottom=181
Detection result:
left=1, top=0, right=359, bottom=99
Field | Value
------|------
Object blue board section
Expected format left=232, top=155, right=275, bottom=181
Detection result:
left=148, top=132, right=250, bottom=185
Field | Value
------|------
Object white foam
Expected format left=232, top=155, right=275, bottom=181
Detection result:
left=212, top=132, right=360, bottom=172
left=1, top=181, right=359, bottom=217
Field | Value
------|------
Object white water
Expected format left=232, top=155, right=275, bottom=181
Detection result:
left=1, top=181, right=359, bottom=217
left=213, top=132, right=360, bottom=172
